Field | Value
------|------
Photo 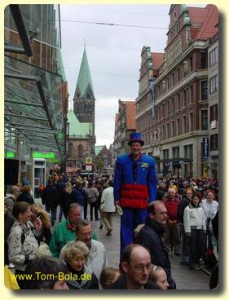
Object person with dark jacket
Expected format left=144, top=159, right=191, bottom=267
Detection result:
left=72, top=180, right=86, bottom=219
left=4, top=201, right=15, bottom=265
left=106, top=244, right=159, bottom=289
left=59, top=182, right=75, bottom=219
left=156, top=181, right=167, bottom=200
left=135, top=201, right=176, bottom=289
left=54, top=175, right=66, bottom=222
left=41, top=180, right=59, bottom=226
left=17, top=185, right=34, bottom=205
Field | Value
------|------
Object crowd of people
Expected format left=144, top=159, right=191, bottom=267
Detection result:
left=4, top=133, right=219, bottom=291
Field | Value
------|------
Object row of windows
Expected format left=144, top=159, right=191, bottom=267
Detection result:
left=138, top=80, right=210, bottom=128
left=68, top=144, right=85, bottom=158
left=140, top=109, right=210, bottom=144
left=157, top=51, right=208, bottom=97
left=162, top=144, right=193, bottom=159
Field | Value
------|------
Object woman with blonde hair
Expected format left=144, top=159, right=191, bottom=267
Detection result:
left=62, top=240, right=99, bottom=289
left=30, top=204, right=52, bottom=244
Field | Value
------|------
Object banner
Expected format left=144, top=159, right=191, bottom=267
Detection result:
left=149, top=78, right=156, bottom=119
left=202, top=138, right=209, bottom=159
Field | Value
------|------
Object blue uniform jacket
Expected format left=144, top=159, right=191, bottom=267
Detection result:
left=114, top=153, right=157, bottom=208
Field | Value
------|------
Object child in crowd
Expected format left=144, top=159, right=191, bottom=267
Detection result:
left=99, top=267, right=120, bottom=289
left=150, top=265, right=169, bottom=290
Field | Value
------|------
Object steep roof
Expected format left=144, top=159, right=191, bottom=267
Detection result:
left=95, top=145, right=104, bottom=155
left=188, top=4, right=218, bottom=41
left=75, top=48, right=94, bottom=97
left=124, top=101, right=136, bottom=129
left=151, top=53, right=164, bottom=69
left=67, top=110, right=92, bottom=136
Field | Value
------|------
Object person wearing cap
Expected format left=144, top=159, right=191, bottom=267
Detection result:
left=114, top=132, right=157, bottom=256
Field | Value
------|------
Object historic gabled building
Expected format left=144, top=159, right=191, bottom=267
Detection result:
left=113, top=99, right=136, bottom=161
left=136, top=4, right=218, bottom=177
left=95, top=145, right=113, bottom=174
left=66, top=47, right=96, bottom=174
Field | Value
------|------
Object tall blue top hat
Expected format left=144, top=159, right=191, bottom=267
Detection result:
left=128, top=132, right=144, bottom=146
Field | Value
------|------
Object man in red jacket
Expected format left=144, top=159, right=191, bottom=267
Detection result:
left=162, top=186, right=181, bottom=256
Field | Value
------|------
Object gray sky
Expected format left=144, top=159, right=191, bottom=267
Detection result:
left=60, top=4, right=171, bottom=147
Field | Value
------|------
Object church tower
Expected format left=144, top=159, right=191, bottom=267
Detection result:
left=73, top=47, right=95, bottom=135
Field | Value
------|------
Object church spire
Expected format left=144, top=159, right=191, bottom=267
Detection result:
left=74, top=47, right=94, bottom=99
left=73, top=46, right=95, bottom=128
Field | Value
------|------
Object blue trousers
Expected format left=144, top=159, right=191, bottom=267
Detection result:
left=120, top=207, right=147, bottom=255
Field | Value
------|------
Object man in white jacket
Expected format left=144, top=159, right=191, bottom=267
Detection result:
left=100, top=180, right=116, bottom=236
left=60, top=219, right=109, bottom=281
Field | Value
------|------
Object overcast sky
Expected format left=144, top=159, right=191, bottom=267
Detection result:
left=60, top=4, right=172, bottom=147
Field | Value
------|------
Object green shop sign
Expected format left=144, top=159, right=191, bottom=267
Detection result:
left=5, top=151, right=16, bottom=158
left=32, top=152, right=55, bottom=159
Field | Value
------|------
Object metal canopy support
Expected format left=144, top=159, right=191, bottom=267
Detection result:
left=9, top=5, right=33, bottom=57
left=4, top=44, right=27, bottom=55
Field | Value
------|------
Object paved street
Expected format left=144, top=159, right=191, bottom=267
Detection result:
left=91, top=213, right=210, bottom=291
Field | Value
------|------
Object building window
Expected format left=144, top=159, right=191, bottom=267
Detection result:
left=177, top=118, right=180, bottom=135
left=201, top=51, right=207, bottom=69
left=171, top=73, right=174, bottom=87
left=189, top=113, right=193, bottom=132
left=183, top=116, right=187, bottom=133
left=210, top=104, right=218, bottom=129
left=184, top=90, right=187, bottom=107
left=177, top=93, right=181, bottom=110
left=190, top=85, right=193, bottom=103
left=210, top=134, right=218, bottom=151
left=163, top=149, right=169, bottom=159
left=167, top=123, right=170, bottom=138
left=171, top=98, right=175, bottom=112
left=162, top=125, right=165, bottom=140
left=210, top=75, right=218, bottom=94
left=209, top=47, right=218, bottom=66
left=201, top=81, right=208, bottom=100
left=210, top=104, right=218, bottom=122
left=190, top=56, right=193, bottom=72
left=172, top=146, right=179, bottom=159
left=201, top=110, right=208, bottom=130
left=172, top=121, right=176, bottom=137
left=184, top=144, right=193, bottom=159
left=78, top=145, right=84, bottom=159
left=68, top=142, right=74, bottom=158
